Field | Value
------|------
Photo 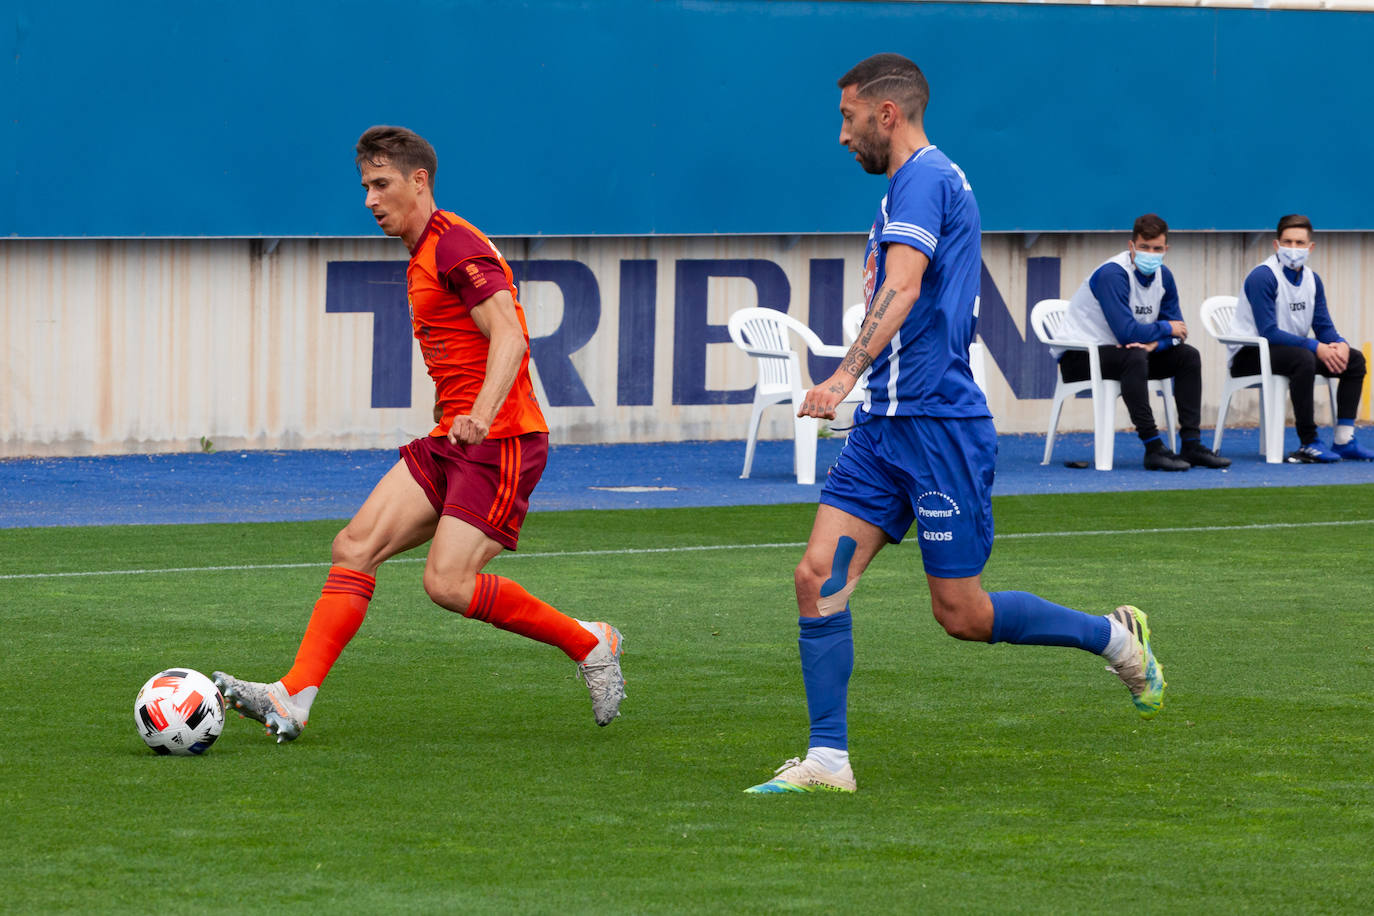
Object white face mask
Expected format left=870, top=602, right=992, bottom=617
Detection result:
left=1276, top=245, right=1310, bottom=271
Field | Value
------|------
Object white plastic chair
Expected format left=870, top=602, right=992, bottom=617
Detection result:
left=846, top=301, right=990, bottom=399
left=968, top=340, right=990, bottom=401
left=1200, top=295, right=1338, bottom=464
left=1030, top=298, right=1177, bottom=471
left=842, top=303, right=866, bottom=344
left=727, top=307, right=862, bottom=485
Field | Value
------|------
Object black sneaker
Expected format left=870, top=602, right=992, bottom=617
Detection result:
left=1180, top=443, right=1232, bottom=469
left=1143, top=448, right=1190, bottom=471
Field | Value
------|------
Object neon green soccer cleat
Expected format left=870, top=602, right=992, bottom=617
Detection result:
left=1105, top=605, right=1166, bottom=718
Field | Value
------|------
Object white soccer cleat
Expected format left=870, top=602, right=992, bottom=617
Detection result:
left=575, top=622, right=625, bottom=726
left=212, top=671, right=307, bottom=743
left=744, top=756, right=857, bottom=794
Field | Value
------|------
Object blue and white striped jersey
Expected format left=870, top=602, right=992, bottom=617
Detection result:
left=858, top=145, right=988, bottom=418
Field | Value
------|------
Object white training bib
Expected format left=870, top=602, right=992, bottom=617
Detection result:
left=1054, top=251, right=1166, bottom=357
left=1230, top=253, right=1317, bottom=362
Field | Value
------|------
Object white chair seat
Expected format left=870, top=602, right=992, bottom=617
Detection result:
left=1030, top=298, right=1178, bottom=471
left=1200, top=295, right=1338, bottom=464
left=727, top=307, right=864, bottom=485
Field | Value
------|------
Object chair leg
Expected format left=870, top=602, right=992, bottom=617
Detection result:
left=1092, top=381, right=1119, bottom=471
left=1325, top=377, right=1340, bottom=433
left=793, top=414, right=818, bottom=485
left=1160, top=380, right=1178, bottom=452
left=1213, top=390, right=1231, bottom=454
left=1042, top=391, right=1067, bottom=465
left=1263, top=377, right=1290, bottom=464
left=740, top=399, right=767, bottom=479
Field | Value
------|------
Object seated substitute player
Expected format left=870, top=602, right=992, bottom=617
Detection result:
left=1056, top=213, right=1229, bottom=471
left=745, top=53, right=1165, bottom=795
left=213, top=126, right=625, bottom=741
left=1230, top=213, right=1373, bottom=463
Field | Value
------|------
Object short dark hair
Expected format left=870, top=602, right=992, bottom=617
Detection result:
left=1132, top=213, right=1168, bottom=242
left=356, top=125, right=437, bottom=189
left=1276, top=214, right=1313, bottom=238
left=837, top=53, right=930, bottom=123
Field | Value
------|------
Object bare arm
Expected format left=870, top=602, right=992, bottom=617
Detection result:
left=448, top=288, right=527, bottom=445
left=800, top=243, right=929, bottom=418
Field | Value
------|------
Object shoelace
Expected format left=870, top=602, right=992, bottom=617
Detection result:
left=774, top=757, right=803, bottom=776
left=578, top=657, right=621, bottom=694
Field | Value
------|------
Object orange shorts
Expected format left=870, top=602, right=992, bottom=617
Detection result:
left=400, top=432, right=548, bottom=550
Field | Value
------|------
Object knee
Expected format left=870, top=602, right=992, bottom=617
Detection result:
left=1290, top=351, right=1318, bottom=379
left=423, top=566, right=476, bottom=614
left=1119, top=348, right=1148, bottom=377
left=1348, top=347, right=1366, bottom=377
left=331, top=525, right=372, bottom=570
left=1177, top=343, right=1201, bottom=371
left=930, top=593, right=991, bottom=642
left=794, top=557, right=828, bottom=604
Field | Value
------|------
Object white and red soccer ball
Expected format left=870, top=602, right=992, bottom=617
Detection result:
left=134, top=668, right=226, bottom=755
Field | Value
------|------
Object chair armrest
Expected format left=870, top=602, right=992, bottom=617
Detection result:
left=734, top=344, right=794, bottom=360
left=1046, top=338, right=1095, bottom=352
left=811, top=344, right=850, bottom=359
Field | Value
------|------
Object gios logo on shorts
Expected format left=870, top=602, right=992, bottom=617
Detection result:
left=916, top=490, right=960, bottom=543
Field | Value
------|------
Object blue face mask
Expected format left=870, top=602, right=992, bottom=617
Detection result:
left=1133, top=250, right=1164, bottom=276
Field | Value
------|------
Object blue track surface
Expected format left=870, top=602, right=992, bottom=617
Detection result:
left=1, top=429, right=1371, bottom=528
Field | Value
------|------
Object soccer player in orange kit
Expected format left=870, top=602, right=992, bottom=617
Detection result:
left=214, top=126, right=625, bottom=741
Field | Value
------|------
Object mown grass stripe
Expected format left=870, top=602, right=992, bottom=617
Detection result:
left=4, top=517, right=1371, bottom=581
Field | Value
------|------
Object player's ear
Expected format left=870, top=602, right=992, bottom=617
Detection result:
left=879, top=98, right=899, bottom=128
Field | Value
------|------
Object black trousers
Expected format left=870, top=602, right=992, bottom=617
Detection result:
left=1231, top=344, right=1367, bottom=444
left=1059, top=343, right=1202, bottom=443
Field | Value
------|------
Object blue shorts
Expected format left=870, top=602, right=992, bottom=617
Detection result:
left=819, top=414, right=996, bottom=578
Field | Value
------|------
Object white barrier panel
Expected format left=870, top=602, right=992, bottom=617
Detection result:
left=2, top=233, right=1371, bottom=457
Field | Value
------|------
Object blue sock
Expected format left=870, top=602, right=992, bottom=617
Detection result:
left=798, top=611, right=853, bottom=751
left=989, top=591, right=1109, bottom=653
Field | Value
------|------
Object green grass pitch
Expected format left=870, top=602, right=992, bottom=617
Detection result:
left=2, top=485, right=1372, bottom=913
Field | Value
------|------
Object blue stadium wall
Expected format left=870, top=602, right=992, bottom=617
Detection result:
left=6, top=0, right=1374, bottom=237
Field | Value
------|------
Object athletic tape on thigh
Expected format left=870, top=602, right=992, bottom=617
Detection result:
left=817, top=535, right=860, bottom=617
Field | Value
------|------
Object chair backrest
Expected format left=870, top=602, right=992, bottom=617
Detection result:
left=1199, top=295, right=1240, bottom=339
left=842, top=303, right=866, bottom=344
left=1029, top=298, right=1072, bottom=346
left=727, top=307, right=806, bottom=393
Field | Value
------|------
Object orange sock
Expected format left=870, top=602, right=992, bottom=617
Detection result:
left=280, top=566, right=375, bottom=694
left=466, top=574, right=598, bottom=661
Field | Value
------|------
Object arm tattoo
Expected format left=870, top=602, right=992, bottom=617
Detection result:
left=842, top=286, right=897, bottom=378
left=858, top=287, right=897, bottom=349
left=839, top=348, right=873, bottom=379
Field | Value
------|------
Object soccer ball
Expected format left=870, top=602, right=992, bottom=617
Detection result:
left=134, top=668, right=226, bottom=756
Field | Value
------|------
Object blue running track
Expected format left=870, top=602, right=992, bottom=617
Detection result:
left=1, top=429, right=1370, bottom=528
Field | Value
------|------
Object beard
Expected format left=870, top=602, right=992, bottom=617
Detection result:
left=851, top=116, right=889, bottom=174
left=855, top=146, right=889, bottom=175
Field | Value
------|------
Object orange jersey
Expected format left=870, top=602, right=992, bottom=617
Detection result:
left=406, top=210, right=547, bottom=438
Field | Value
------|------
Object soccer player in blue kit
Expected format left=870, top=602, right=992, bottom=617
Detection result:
left=745, top=53, right=1166, bottom=794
